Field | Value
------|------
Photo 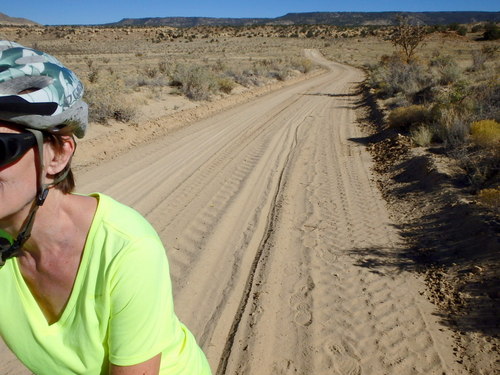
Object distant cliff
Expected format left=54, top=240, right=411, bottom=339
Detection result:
left=108, top=11, right=500, bottom=27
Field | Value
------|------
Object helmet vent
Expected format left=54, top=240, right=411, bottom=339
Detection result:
left=0, top=76, right=53, bottom=95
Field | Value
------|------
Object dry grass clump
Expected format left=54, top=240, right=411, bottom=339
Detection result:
left=470, top=120, right=500, bottom=149
left=410, top=125, right=434, bottom=147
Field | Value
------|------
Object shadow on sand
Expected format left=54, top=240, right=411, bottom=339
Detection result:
left=345, top=83, right=500, bottom=338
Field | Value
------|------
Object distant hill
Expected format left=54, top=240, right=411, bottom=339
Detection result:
left=275, top=12, right=500, bottom=26
left=108, top=11, right=500, bottom=28
left=0, top=12, right=38, bottom=26
left=112, top=16, right=267, bottom=28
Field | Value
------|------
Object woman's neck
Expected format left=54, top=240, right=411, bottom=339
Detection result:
left=20, top=192, right=97, bottom=262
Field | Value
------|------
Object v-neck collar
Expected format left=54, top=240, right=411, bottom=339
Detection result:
left=12, top=193, right=101, bottom=328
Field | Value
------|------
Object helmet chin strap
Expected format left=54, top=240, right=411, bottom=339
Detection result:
left=0, top=129, right=68, bottom=267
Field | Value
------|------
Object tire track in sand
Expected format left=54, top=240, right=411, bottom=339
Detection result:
left=223, top=52, right=463, bottom=375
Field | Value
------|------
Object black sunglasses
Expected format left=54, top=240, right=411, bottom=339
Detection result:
left=0, top=132, right=37, bottom=168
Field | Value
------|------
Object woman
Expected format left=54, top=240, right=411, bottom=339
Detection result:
left=0, top=41, right=211, bottom=374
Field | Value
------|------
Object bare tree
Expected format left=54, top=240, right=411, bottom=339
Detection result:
left=390, top=16, right=427, bottom=63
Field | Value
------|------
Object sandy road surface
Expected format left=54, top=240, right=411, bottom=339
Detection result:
left=0, top=51, right=464, bottom=374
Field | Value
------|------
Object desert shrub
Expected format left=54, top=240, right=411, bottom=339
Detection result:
left=385, top=93, right=411, bottom=109
left=429, top=55, right=461, bottom=85
left=171, top=64, right=218, bottom=100
left=143, top=66, right=158, bottom=79
left=472, top=83, right=500, bottom=121
left=289, top=57, right=314, bottom=73
left=270, top=67, right=292, bottom=81
left=132, top=76, right=170, bottom=88
left=470, top=120, right=500, bottom=149
left=482, top=22, right=500, bottom=41
left=369, top=55, right=431, bottom=98
left=226, top=69, right=264, bottom=87
left=410, top=125, right=434, bottom=147
left=471, top=25, right=483, bottom=33
left=88, top=68, right=99, bottom=83
left=457, top=26, right=468, bottom=36
left=470, top=45, right=498, bottom=71
left=217, top=77, right=236, bottom=94
left=433, top=106, right=471, bottom=146
left=158, top=61, right=168, bottom=74
left=477, top=188, right=500, bottom=213
left=84, top=74, right=136, bottom=124
left=388, top=105, right=430, bottom=129
left=471, top=49, right=488, bottom=71
left=212, top=59, right=227, bottom=73
left=157, top=59, right=176, bottom=76
left=453, top=147, right=499, bottom=189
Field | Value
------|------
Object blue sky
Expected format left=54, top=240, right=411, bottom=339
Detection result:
left=3, top=1, right=499, bottom=25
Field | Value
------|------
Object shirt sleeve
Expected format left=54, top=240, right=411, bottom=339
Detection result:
left=107, top=235, right=182, bottom=366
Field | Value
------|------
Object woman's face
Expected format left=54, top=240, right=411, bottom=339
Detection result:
left=0, top=124, right=39, bottom=225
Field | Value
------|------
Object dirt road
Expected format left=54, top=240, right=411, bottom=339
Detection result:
left=0, top=51, right=464, bottom=374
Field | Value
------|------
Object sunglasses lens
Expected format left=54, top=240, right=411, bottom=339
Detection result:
left=0, top=133, right=36, bottom=168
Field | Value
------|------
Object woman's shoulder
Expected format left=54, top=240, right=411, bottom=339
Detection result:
left=86, top=193, right=161, bottom=245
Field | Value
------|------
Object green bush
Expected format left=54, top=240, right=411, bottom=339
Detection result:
left=483, top=23, right=500, bottom=41
left=457, top=26, right=468, bottom=36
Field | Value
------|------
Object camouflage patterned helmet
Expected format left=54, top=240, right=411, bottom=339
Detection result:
left=0, top=40, right=87, bottom=138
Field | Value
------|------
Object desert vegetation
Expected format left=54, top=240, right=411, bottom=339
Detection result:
left=1, top=24, right=330, bottom=125
left=357, top=22, right=499, bottom=374
left=363, top=21, right=499, bottom=211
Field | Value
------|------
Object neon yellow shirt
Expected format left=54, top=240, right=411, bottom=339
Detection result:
left=0, top=193, right=211, bottom=374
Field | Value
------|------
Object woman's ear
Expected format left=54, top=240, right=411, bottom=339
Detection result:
left=44, top=136, right=75, bottom=176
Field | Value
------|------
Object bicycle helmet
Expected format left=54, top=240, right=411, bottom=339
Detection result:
left=0, top=40, right=87, bottom=138
left=0, top=40, right=88, bottom=266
